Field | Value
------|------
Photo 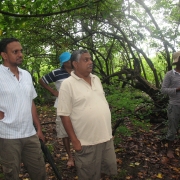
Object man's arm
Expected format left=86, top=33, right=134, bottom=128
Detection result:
left=39, top=78, right=59, bottom=97
left=60, top=116, right=81, bottom=151
left=32, top=100, right=45, bottom=141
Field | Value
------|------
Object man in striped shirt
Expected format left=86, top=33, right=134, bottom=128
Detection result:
left=161, top=51, right=180, bottom=158
left=39, top=52, right=74, bottom=167
left=0, top=38, right=46, bottom=179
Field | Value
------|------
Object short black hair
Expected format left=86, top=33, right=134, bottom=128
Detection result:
left=0, top=38, right=19, bottom=53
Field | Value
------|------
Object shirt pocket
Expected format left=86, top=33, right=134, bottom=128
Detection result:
left=22, top=83, right=32, bottom=97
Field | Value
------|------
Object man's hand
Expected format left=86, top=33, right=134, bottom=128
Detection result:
left=37, top=130, right=45, bottom=142
left=52, top=90, right=59, bottom=97
left=72, top=138, right=82, bottom=152
left=61, top=116, right=82, bottom=151
left=0, top=111, right=4, bottom=120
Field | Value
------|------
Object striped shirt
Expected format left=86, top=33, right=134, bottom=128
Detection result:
left=161, top=69, right=180, bottom=105
left=41, top=68, right=70, bottom=107
left=0, top=64, right=37, bottom=139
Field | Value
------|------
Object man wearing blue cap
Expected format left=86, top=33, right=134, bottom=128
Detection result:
left=39, top=52, right=74, bottom=167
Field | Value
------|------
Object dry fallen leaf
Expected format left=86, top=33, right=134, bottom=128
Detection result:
left=45, top=163, right=50, bottom=168
left=116, top=158, right=122, bottom=164
left=170, top=166, right=180, bottom=173
left=55, top=153, right=61, bottom=158
left=156, top=173, right=163, bottom=179
left=134, top=162, right=140, bottom=166
left=129, top=162, right=135, bottom=167
left=161, top=156, right=169, bottom=164
left=61, top=157, right=68, bottom=161
left=115, top=148, right=122, bottom=152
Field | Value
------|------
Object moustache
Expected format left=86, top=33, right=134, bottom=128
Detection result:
left=17, top=58, right=23, bottom=61
left=88, top=65, right=93, bottom=68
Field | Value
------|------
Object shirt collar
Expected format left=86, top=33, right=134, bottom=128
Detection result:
left=1, top=64, right=22, bottom=76
left=1, top=64, right=10, bottom=71
left=71, top=71, right=95, bottom=80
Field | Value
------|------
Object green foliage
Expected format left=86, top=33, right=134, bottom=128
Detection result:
left=116, top=169, right=127, bottom=180
left=46, top=143, right=54, bottom=154
left=116, top=125, right=132, bottom=136
left=105, top=83, right=148, bottom=120
left=141, top=54, right=168, bottom=84
left=114, top=137, right=121, bottom=146
left=104, top=82, right=151, bottom=142
left=19, top=50, right=59, bottom=104
left=0, top=173, right=4, bottom=179
left=131, top=119, right=151, bottom=132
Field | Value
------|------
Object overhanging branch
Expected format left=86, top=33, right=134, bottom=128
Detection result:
left=0, top=0, right=102, bottom=18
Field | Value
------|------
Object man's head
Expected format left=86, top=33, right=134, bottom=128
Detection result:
left=172, top=51, right=180, bottom=65
left=59, top=52, right=71, bottom=68
left=71, top=49, right=93, bottom=77
left=0, top=38, right=23, bottom=66
left=0, top=38, right=20, bottom=54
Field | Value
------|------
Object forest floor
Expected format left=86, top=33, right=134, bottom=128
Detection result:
left=1, top=104, right=180, bottom=180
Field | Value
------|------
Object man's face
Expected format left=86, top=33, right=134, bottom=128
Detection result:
left=2, top=41, right=23, bottom=66
left=63, top=60, right=72, bottom=69
left=74, top=53, right=93, bottom=75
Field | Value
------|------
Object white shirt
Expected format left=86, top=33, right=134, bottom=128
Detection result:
left=0, top=64, right=37, bottom=139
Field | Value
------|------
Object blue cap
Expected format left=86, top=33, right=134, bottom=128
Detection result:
left=59, top=52, right=71, bottom=66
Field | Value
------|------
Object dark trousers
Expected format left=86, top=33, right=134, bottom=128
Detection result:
left=0, top=135, right=46, bottom=180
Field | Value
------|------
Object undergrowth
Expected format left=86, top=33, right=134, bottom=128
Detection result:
left=104, top=84, right=152, bottom=144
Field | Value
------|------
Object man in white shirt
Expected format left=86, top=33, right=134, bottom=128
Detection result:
left=57, top=49, right=117, bottom=180
left=0, top=38, right=46, bottom=180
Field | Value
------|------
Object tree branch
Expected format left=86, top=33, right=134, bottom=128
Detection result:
left=0, top=0, right=102, bottom=18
